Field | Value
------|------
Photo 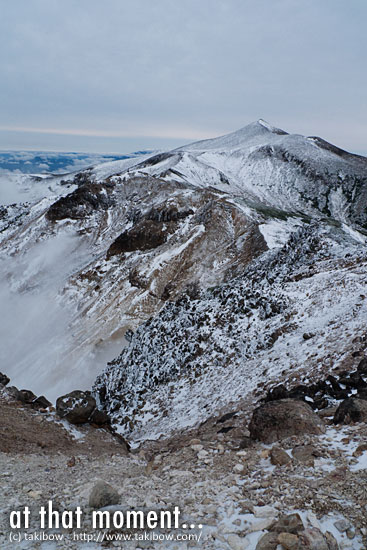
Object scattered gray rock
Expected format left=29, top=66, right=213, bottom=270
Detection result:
left=292, top=444, right=321, bottom=465
left=324, top=531, right=339, bottom=549
left=253, top=505, right=276, bottom=518
left=227, top=533, right=249, bottom=550
left=333, top=519, right=350, bottom=533
left=239, top=436, right=253, bottom=449
left=298, top=527, right=329, bottom=550
left=255, top=532, right=279, bottom=550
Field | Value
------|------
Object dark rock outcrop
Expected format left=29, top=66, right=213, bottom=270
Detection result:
left=89, top=408, right=110, bottom=426
left=18, top=389, right=38, bottom=404
left=0, top=372, right=10, bottom=386
left=46, top=182, right=113, bottom=221
left=4, top=386, right=21, bottom=400
left=146, top=205, right=193, bottom=223
left=56, top=390, right=97, bottom=425
left=2, top=380, right=52, bottom=410
left=264, top=360, right=367, bottom=411
left=107, top=219, right=168, bottom=258
left=333, top=398, right=367, bottom=424
left=31, top=395, right=52, bottom=409
left=249, top=399, right=325, bottom=443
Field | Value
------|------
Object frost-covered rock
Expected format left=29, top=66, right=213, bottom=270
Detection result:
left=56, top=390, right=96, bottom=424
left=94, top=220, right=367, bottom=442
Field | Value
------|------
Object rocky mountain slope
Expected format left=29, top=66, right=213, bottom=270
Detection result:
left=1, top=120, right=366, bottom=419
left=95, top=222, right=367, bottom=442
left=130, top=119, right=367, bottom=229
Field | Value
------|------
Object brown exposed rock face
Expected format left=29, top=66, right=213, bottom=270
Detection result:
left=106, top=219, right=170, bottom=257
left=249, top=399, right=326, bottom=443
left=0, top=392, right=129, bottom=455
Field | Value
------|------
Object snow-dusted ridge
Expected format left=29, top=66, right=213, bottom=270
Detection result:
left=0, top=121, right=366, bottom=429
left=94, top=223, right=367, bottom=442
left=130, top=120, right=367, bottom=229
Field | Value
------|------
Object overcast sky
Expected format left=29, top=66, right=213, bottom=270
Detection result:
left=0, top=0, right=366, bottom=154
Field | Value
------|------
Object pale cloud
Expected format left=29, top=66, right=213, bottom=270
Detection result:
left=0, top=0, right=366, bottom=153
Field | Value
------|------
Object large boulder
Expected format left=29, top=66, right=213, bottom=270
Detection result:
left=297, top=528, right=329, bottom=550
left=269, top=513, right=304, bottom=535
left=18, top=389, right=37, bottom=404
left=333, top=398, right=367, bottom=424
left=249, top=399, right=325, bottom=443
left=56, top=390, right=96, bottom=424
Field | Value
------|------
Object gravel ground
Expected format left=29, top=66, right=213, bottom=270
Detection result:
left=1, top=395, right=367, bottom=549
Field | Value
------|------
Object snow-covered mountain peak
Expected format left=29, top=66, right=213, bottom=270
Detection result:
left=131, top=122, right=367, bottom=230
left=176, top=119, right=288, bottom=153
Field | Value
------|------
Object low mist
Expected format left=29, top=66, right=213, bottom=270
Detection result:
left=0, top=231, right=125, bottom=402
